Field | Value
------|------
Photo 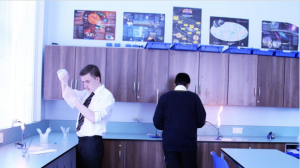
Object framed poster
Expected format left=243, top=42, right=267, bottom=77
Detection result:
left=262, top=21, right=298, bottom=51
left=172, top=7, right=202, bottom=44
left=73, top=10, right=116, bottom=40
left=123, top=12, right=165, bottom=42
left=209, top=16, right=249, bottom=47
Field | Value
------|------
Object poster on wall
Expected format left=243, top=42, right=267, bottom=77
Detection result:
left=261, top=21, right=299, bottom=51
left=123, top=12, right=165, bottom=42
left=172, top=7, right=202, bottom=44
left=73, top=10, right=116, bottom=40
left=209, top=16, right=249, bottom=47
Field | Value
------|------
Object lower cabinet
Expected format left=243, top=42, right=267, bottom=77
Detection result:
left=43, top=147, right=76, bottom=168
left=102, top=140, right=286, bottom=168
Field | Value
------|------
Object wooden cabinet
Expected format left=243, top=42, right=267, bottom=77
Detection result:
left=169, top=50, right=199, bottom=93
left=103, top=140, right=125, bottom=168
left=256, top=56, right=285, bottom=107
left=228, top=54, right=258, bottom=106
left=105, top=48, right=138, bottom=102
left=43, top=147, right=76, bottom=168
left=43, top=46, right=76, bottom=100
left=284, top=58, right=299, bottom=108
left=43, top=46, right=107, bottom=99
left=125, top=141, right=166, bottom=168
left=197, top=142, right=209, bottom=168
left=75, top=47, right=107, bottom=90
left=137, top=49, right=169, bottom=103
left=199, top=52, right=229, bottom=105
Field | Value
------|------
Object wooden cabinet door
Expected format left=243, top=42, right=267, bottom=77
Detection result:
left=43, top=46, right=75, bottom=100
left=75, top=47, right=107, bottom=90
left=257, top=56, right=285, bottom=107
left=199, top=52, right=229, bottom=105
left=106, top=48, right=138, bottom=102
left=228, top=54, right=258, bottom=106
left=137, top=49, right=169, bottom=103
left=169, top=50, right=199, bottom=93
left=103, top=140, right=125, bottom=168
left=197, top=142, right=208, bottom=168
left=125, top=141, right=166, bottom=168
left=284, top=58, right=299, bottom=108
left=208, top=142, right=239, bottom=168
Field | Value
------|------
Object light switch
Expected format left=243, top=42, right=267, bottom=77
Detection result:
left=0, top=133, right=3, bottom=143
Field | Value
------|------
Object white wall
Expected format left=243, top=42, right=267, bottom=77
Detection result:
left=43, top=1, right=299, bottom=50
left=43, top=1, right=299, bottom=127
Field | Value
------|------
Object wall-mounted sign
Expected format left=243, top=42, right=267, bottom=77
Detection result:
left=172, top=7, right=202, bottom=44
left=262, top=21, right=298, bottom=51
left=209, top=16, right=249, bottom=47
left=73, top=10, right=116, bottom=40
left=123, top=12, right=165, bottom=42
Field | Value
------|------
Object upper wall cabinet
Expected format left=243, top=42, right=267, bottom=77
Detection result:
left=105, top=48, right=138, bottom=102
left=284, top=58, right=299, bottom=108
left=43, top=46, right=76, bottom=100
left=256, top=56, right=285, bottom=107
left=199, top=52, right=229, bottom=105
left=137, top=49, right=169, bottom=103
left=75, top=47, right=107, bottom=90
left=169, top=50, right=199, bottom=93
left=228, top=54, right=258, bottom=106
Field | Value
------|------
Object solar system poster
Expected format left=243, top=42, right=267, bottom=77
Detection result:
left=123, top=12, right=165, bottom=42
left=172, top=7, right=202, bottom=44
left=209, top=17, right=249, bottom=47
left=73, top=10, right=116, bottom=40
left=261, top=21, right=299, bottom=51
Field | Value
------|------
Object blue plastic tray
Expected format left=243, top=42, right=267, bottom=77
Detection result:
left=114, top=43, right=121, bottom=47
left=286, top=152, right=299, bottom=158
left=145, top=42, right=171, bottom=50
left=171, top=43, right=199, bottom=51
left=223, top=47, right=252, bottom=54
left=296, top=52, right=299, bottom=58
left=198, top=45, right=223, bottom=53
left=274, top=50, right=298, bottom=57
left=252, top=49, right=274, bottom=56
left=125, top=44, right=131, bottom=47
left=106, top=43, right=113, bottom=47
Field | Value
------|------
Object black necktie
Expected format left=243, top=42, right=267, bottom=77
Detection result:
left=76, top=92, right=95, bottom=131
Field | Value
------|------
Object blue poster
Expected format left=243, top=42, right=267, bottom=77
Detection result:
left=123, top=12, right=165, bottom=42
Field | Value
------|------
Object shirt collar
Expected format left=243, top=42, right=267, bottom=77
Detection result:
left=174, top=85, right=187, bottom=91
left=93, top=84, right=105, bottom=95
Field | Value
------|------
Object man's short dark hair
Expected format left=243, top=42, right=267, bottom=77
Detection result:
left=80, top=64, right=101, bottom=82
left=175, top=73, right=190, bottom=86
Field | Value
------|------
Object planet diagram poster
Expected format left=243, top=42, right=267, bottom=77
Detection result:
left=261, top=21, right=299, bottom=51
left=123, top=12, right=165, bottom=42
left=172, top=7, right=202, bottom=44
left=209, top=16, right=249, bottom=47
left=73, top=10, right=116, bottom=40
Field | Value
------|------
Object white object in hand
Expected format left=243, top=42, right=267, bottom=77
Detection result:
left=37, top=127, right=51, bottom=144
left=63, top=87, right=79, bottom=109
left=57, top=69, right=69, bottom=86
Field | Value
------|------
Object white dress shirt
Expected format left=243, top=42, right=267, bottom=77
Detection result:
left=74, top=84, right=115, bottom=137
left=174, top=85, right=187, bottom=91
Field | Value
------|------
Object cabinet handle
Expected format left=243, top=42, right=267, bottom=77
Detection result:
left=199, top=85, right=201, bottom=95
left=134, top=82, right=136, bottom=91
left=119, top=150, right=121, bottom=162
left=71, top=79, right=73, bottom=89
left=156, top=89, right=159, bottom=104
left=254, top=87, right=256, bottom=96
left=138, top=82, right=140, bottom=92
left=75, top=80, right=78, bottom=90
left=259, top=87, right=261, bottom=97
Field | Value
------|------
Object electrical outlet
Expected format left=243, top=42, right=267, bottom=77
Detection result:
left=233, top=127, right=243, bottom=134
left=0, top=133, right=3, bottom=143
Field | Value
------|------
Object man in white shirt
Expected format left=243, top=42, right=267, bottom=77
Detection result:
left=58, top=64, right=115, bottom=168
